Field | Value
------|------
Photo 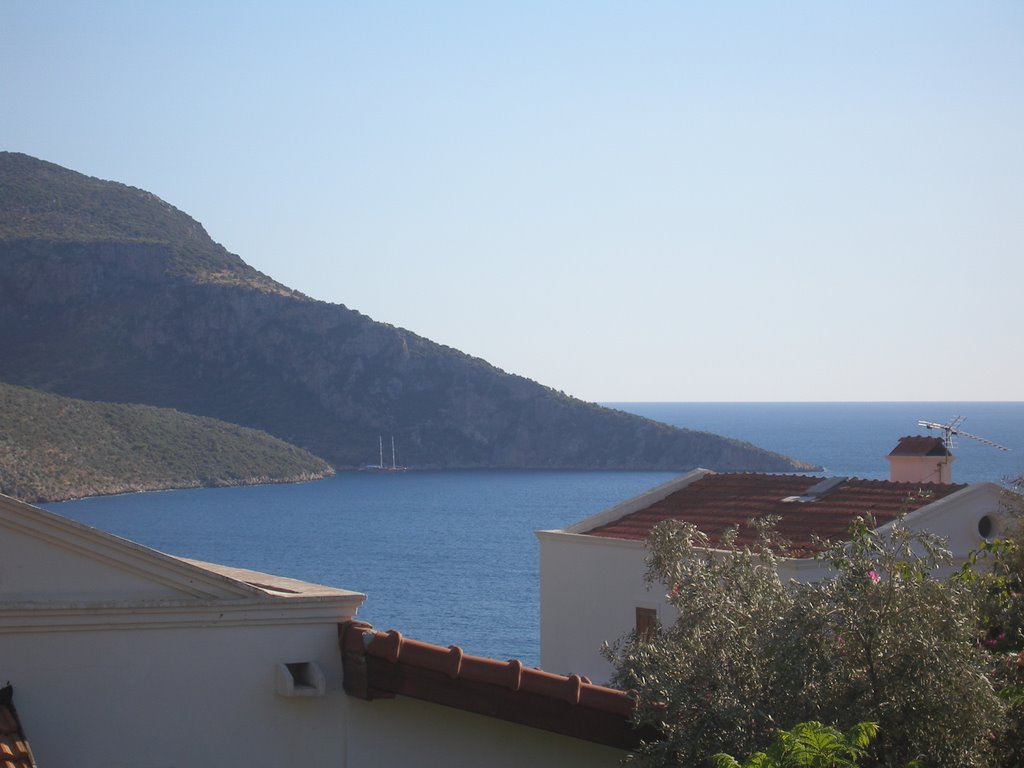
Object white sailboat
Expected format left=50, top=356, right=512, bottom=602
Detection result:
left=388, top=435, right=407, bottom=472
left=361, top=435, right=406, bottom=472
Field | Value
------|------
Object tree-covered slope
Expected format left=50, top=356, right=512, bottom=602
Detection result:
left=0, top=153, right=817, bottom=473
left=0, top=382, right=333, bottom=502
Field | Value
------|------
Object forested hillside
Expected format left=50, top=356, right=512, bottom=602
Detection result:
left=0, top=382, right=333, bottom=502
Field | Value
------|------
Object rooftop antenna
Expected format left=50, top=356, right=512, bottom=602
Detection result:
left=917, top=416, right=1011, bottom=453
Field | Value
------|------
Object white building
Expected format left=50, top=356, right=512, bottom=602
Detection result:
left=537, top=436, right=1016, bottom=684
left=0, top=491, right=636, bottom=767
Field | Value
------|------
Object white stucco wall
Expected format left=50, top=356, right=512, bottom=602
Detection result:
left=345, top=694, right=625, bottom=768
left=1, top=496, right=634, bottom=767
left=0, top=494, right=364, bottom=768
left=894, top=484, right=1009, bottom=563
left=538, top=531, right=652, bottom=684
left=537, top=529, right=835, bottom=684
left=537, top=470, right=711, bottom=684
left=2, top=618, right=350, bottom=768
left=4, top=590, right=634, bottom=768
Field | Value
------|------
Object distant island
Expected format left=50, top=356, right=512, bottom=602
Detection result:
left=0, top=382, right=334, bottom=503
left=0, top=152, right=817, bottom=494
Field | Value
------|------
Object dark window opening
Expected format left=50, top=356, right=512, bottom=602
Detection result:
left=635, top=607, right=658, bottom=641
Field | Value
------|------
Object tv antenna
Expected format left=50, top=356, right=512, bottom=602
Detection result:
left=917, top=416, right=1011, bottom=453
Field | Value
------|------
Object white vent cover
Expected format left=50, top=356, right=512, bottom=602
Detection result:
left=275, top=661, right=326, bottom=697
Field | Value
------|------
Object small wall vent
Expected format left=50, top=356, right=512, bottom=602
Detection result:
left=275, top=661, right=326, bottom=697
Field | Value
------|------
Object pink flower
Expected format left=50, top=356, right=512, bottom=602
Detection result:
left=868, top=570, right=881, bottom=584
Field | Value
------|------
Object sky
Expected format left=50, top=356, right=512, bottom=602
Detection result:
left=3, top=2, right=1022, bottom=402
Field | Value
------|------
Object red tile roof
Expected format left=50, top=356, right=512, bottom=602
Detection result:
left=339, top=621, right=653, bottom=750
left=888, top=436, right=951, bottom=457
left=0, top=686, right=35, bottom=768
left=585, top=473, right=966, bottom=555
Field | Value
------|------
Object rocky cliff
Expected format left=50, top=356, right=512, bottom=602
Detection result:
left=0, top=153, right=815, bottom=473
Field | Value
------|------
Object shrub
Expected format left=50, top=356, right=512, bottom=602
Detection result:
left=606, top=515, right=1005, bottom=767
left=712, top=721, right=880, bottom=768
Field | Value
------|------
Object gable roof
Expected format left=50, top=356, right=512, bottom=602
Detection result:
left=582, top=472, right=967, bottom=555
left=340, top=621, right=653, bottom=750
left=0, top=492, right=260, bottom=602
left=0, top=493, right=365, bottom=625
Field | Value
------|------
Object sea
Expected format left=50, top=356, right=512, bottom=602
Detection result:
left=43, top=402, right=1024, bottom=666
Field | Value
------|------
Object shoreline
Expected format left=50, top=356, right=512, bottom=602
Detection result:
left=18, top=468, right=336, bottom=505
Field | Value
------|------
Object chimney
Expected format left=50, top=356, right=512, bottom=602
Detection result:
left=887, top=436, right=954, bottom=484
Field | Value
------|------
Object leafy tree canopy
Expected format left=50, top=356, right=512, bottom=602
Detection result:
left=607, top=495, right=1024, bottom=767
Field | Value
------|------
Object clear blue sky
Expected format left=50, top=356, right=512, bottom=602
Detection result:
left=3, top=2, right=1021, bottom=402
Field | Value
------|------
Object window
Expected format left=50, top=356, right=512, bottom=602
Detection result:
left=978, top=515, right=994, bottom=539
left=635, top=607, right=658, bottom=640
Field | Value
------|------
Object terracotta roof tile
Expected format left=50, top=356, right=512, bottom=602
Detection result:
left=585, top=473, right=966, bottom=554
left=888, top=436, right=950, bottom=457
left=0, top=686, right=35, bottom=768
left=339, top=621, right=651, bottom=749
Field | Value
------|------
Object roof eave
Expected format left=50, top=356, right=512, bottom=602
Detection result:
left=339, top=621, right=653, bottom=751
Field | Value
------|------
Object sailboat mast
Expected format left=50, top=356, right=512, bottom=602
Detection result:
left=391, top=436, right=397, bottom=470
left=378, top=436, right=383, bottom=470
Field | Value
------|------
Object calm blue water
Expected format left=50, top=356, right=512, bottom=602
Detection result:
left=611, top=402, right=1024, bottom=483
left=44, top=402, right=1024, bottom=665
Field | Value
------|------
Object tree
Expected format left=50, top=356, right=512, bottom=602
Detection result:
left=606, top=515, right=1005, bottom=767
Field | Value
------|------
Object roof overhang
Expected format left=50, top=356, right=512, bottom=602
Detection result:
left=340, top=621, right=656, bottom=750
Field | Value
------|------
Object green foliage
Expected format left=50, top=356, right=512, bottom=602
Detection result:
left=618, top=518, right=795, bottom=764
left=607, top=514, right=1006, bottom=767
left=799, top=518, right=998, bottom=766
left=956, top=537, right=1024, bottom=652
left=952, top=485, right=1024, bottom=765
left=0, top=382, right=333, bottom=502
left=711, top=721, right=880, bottom=768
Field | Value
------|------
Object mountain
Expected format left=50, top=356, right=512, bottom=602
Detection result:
left=0, top=153, right=815, bottom=473
left=0, top=381, right=333, bottom=503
